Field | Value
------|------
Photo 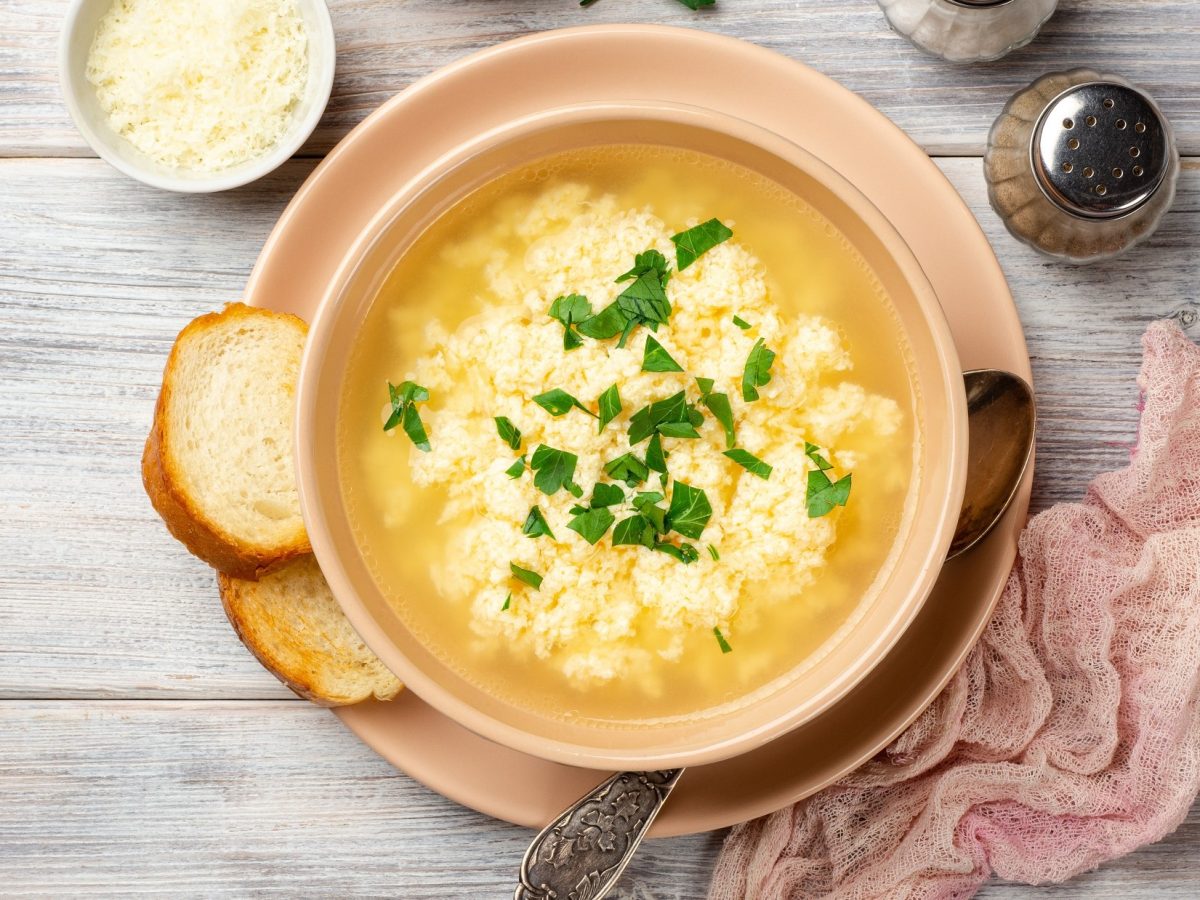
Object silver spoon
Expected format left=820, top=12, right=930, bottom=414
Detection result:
left=515, top=369, right=1035, bottom=900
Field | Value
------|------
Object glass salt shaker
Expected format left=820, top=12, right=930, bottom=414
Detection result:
left=877, top=0, right=1058, bottom=63
left=985, top=69, right=1179, bottom=263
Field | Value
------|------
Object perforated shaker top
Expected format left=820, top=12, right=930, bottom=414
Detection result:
left=1032, top=82, right=1171, bottom=219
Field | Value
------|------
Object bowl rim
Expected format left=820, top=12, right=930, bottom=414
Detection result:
left=296, top=100, right=969, bottom=769
left=57, top=0, right=335, bottom=194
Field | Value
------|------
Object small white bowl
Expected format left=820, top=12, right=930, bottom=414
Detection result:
left=59, top=0, right=336, bottom=193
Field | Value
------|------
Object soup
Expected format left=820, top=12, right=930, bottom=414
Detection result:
left=337, top=145, right=917, bottom=725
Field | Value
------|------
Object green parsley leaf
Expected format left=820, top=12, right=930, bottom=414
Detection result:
left=695, top=376, right=715, bottom=395
left=567, top=506, right=617, bottom=545
left=521, top=505, right=555, bottom=539
left=510, top=562, right=543, bottom=590
left=708, top=545, right=720, bottom=561
left=399, top=405, right=431, bottom=453
left=804, top=441, right=834, bottom=471
left=612, top=514, right=655, bottom=548
left=657, top=421, right=701, bottom=439
left=533, top=388, right=597, bottom=419
left=678, top=0, right=716, bottom=10
left=574, top=301, right=626, bottom=340
left=631, top=492, right=668, bottom=533
left=807, top=470, right=853, bottom=518
left=597, top=384, right=622, bottom=433
left=604, top=452, right=649, bottom=487
left=628, top=391, right=696, bottom=445
left=641, top=336, right=684, bottom=373
left=645, top=432, right=668, bottom=475
left=702, top=391, right=736, bottom=448
left=724, top=448, right=773, bottom=480
left=654, top=541, right=700, bottom=564
left=567, top=480, right=585, bottom=498
left=741, top=338, right=776, bottom=402
left=529, top=444, right=579, bottom=496
left=548, top=294, right=593, bottom=351
left=615, top=248, right=670, bottom=285
left=502, top=593, right=511, bottom=611
left=667, top=481, right=712, bottom=540
left=494, top=416, right=522, bottom=450
left=627, top=406, right=655, bottom=445
left=714, top=626, right=733, bottom=653
left=384, top=381, right=432, bottom=452
left=671, top=218, right=733, bottom=270
left=590, top=482, right=625, bottom=508
left=505, top=455, right=526, bottom=479
left=732, top=315, right=752, bottom=330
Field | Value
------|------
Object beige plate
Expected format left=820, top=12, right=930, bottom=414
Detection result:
left=245, top=25, right=1032, bottom=836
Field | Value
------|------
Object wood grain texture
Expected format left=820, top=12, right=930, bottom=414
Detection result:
left=4, top=0, right=1200, bottom=158
left=0, top=701, right=1197, bottom=898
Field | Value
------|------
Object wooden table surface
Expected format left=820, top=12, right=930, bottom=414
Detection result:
left=3, top=1, right=1200, bottom=896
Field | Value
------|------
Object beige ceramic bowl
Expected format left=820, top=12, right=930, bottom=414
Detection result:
left=296, top=102, right=968, bottom=770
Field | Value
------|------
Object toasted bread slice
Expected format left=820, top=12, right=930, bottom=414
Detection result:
left=219, top=555, right=402, bottom=705
left=143, top=303, right=310, bottom=579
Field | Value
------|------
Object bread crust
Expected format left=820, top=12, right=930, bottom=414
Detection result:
left=218, top=561, right=403, bottom=707
left=141, top=303, right=311, bottom=580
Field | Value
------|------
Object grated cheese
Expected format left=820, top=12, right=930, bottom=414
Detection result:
left=86, top=0, right=309, bottom=173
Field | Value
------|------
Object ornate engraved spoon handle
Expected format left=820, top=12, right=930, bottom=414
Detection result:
left=515, top=768, right=684, bottom=900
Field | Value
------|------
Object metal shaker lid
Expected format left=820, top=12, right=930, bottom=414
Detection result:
left=1031, top=81, right=1171, bottom=219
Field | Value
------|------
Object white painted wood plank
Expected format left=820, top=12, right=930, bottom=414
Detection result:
left=4, top=156, right=1195, bottom=698
left=0, top=701, right=1196, bottom=897
left=3, top=0, right=1200, bottom=158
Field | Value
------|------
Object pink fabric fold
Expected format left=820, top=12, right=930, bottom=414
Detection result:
left=709, top=321, right=1200, bottom=900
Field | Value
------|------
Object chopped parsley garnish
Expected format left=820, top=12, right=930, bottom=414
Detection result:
left=645, top=432, right=668, bottom=475
left=494, top=416, right=522, bottom=450
left=548, top=294, right=593, bottom=351
left=628, top=391, right=703, bottom=444
left=723, top=448, right=772, bottom=480
left=509, top=562, right=543, bottom=590
left=529, top=444, right=581, bottom=496
left=613, top=514, right=655, bottom=547
left=533, top=388, right=597, bottom=419
left=567, top=506, right=617, bottom=545
left=698, top=383, right=736, bottom=449
left=521, top=505, right=555, bottom=539
left=590, top=482, right=625, bottom=508
left=804, top=443, right=851, bottom=515
left=807, top=469, right=853, bottom=518
left=714, top=626, right=733, bottom=653
left=671, top=218, right=733, bottom=270
left=741, top=338, right=776, bottom=402
left=632, top=491, right=668, bottom=532
left=501, top=592, right=511, bottom=611
left=708, top=544, right=720, bottom=561
left=642, top=336, right=684, bottom=373
left=505, top=455, right=526, bottom=479
left=604, top=452, right=649, bottom=487
left=666, top=480, right=712, bottom=540
left=804, top=441, right=833, bottom=471
left=578, top=249, right=673, bottom=348
left=597, top=384, right=622, bottom=433
left=655, top=541, right=699, bottom=564
left=384, top=381, right=432, bottom=452
left=732, top=315, right=752, bottom=330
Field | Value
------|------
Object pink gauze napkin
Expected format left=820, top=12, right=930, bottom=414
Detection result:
left=709, top=320, right=1200, bottom=900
